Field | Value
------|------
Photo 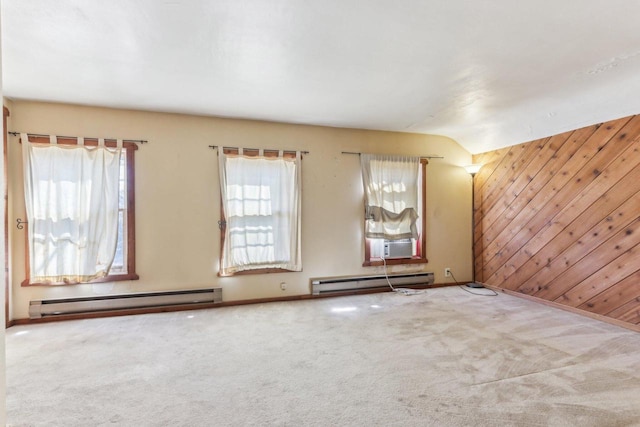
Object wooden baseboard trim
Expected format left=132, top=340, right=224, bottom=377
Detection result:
left=9, top=282, right=456, bottom=326
left=485, top=283, right=640, bottom=334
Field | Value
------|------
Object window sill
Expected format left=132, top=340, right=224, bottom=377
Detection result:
left=21, top=273, right=139, bottom=287
left=218, top=268, right=299, bottom=277
left=363, top=257, right=428, bottom=267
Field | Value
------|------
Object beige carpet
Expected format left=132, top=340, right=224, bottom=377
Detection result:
left=6, top=287, right=640, bottom=426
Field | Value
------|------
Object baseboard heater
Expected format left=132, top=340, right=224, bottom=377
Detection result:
left=29, top=288, right=222, bottom=319
left=311, top=272, right=434, bottom=295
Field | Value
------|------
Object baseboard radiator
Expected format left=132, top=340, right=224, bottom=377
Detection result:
left=311, top=272, right=434, bottom=295
left=29, top=288, right=223, bottom=319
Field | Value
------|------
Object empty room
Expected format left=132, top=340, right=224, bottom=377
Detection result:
left=2, top=1, right=640, bottom=425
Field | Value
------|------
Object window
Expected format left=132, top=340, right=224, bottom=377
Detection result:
left=218, top=148, right=302, bottom=276
left=21, top=135, right=138, bottom=286
left=361, top=154, right=427, bottom=266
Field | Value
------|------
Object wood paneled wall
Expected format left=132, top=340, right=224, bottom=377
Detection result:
left=472, top=114, right=640, bottom=328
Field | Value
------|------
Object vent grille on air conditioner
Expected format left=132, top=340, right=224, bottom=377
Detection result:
left=384, top=239, right=413, bottom=259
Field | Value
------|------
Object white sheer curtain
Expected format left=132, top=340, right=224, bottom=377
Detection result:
left=218, top=149, right=301, bottom=276
left=22, top=134, right=123, bottom=284
left=360, top=154, right=420, bottom=240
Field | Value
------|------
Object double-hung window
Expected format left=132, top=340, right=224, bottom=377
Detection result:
left=361, top=154, right=427, bottom=266
left=21, top=134, right=138, bottom=285
left=218, top=148, right=302, bottom=276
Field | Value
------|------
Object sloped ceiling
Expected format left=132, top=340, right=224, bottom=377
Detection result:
left=3, top=0, right=640, bottom=153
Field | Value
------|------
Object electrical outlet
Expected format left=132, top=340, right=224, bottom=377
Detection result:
left=444, top=268, right=451, bottom=278
left=280, top=282, right=287, bottom=291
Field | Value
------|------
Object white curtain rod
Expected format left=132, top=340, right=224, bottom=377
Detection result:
left=341, top=151, right=443, bottom=159
left=9, top=131, right=148, bottom=144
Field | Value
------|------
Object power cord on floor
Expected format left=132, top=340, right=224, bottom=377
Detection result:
left=449, top=271, right=498, bottom=296
left=382, top=257, right=426, bottom=296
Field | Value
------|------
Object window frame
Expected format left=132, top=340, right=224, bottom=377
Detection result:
left=21, top=136, right=139, bottom=286
left=363, top=158, right=428, bottom=267
left=218, top=147, right=300, bottom=277
left=108, top=152, right=129, bottom=275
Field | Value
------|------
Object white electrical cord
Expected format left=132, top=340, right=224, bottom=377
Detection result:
left=381, top=256, right=425, bottom=296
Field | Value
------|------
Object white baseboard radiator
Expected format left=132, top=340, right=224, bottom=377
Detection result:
left=311, top=272, right=434, bottom=295
left=29, top=288, right=223, bottom=319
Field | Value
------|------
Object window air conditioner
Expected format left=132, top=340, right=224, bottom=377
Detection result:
left=383, top=239, right=413, bottom=259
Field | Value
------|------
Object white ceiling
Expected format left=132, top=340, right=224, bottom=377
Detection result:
left=3, top=1, right=640, bottom=154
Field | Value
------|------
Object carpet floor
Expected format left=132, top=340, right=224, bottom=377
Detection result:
left=6, top=286, right=640, bottom=426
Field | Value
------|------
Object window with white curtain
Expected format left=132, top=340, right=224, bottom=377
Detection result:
left=218, top=148, right=302, bottom=276
left=360, top=154, right=428, bottom=265
left=21, top=134, right=139, bottom=285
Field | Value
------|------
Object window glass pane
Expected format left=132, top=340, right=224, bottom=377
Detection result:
left=118, top=153, right=126, bottom=209
left=111, top=151, right=127, bottom=274
left=111, top=210, right=126, bottom=273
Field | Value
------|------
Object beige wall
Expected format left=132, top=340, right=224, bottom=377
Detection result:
left=6, top=100, right=473, bottom=320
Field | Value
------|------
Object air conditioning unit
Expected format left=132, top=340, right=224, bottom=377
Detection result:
left=384, top=239, right=413, bottom=259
